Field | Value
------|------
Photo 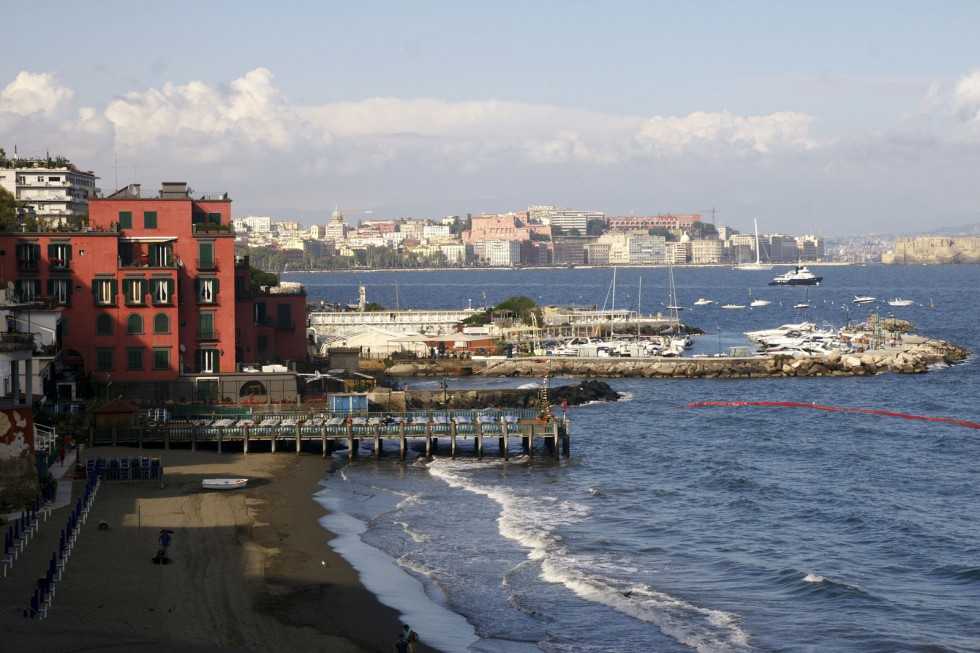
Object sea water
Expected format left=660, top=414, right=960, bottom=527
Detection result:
left=301, top=265, right=980, bottom=652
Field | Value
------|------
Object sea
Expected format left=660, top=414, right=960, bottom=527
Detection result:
left=285, top=265, right=980, bottom=653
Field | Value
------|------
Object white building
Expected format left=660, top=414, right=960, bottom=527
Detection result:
left=627, top=234, right=667, bottom=263
left=441, top=243, right=471, bottom=264
left=423, top=224, right=451, bottom=239
left=0, top=157, right=99, bottom=224
left=234, top=215, right=273, bottom=234
left=475, top=240, right=521, bottom=266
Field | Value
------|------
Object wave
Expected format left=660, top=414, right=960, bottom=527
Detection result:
left=427, top=459, right=752, bottom=652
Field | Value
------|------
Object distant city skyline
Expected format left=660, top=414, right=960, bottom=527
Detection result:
left=4, top=1, right=980, bottom=236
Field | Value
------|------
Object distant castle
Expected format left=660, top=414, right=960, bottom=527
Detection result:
left=883, top=236, right=980, bottom=265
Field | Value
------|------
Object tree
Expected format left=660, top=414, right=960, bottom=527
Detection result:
left=691, top=220, right=718, bottom=239
left=587, top=218, right=606, bottom=236
left=0, top=186, right=17, bottom=228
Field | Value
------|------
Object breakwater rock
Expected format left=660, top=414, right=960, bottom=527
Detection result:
left=478, top=337, right=969, bottom=379
left=401, top=380, right=619, bottom=410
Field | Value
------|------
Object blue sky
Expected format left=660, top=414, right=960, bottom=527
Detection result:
left=3, top=1, right=980, bottom=235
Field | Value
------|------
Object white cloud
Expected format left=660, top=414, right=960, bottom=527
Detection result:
left=104, top=68, right=295, bottom=156
left=634, top=111, right=818, bottom=157
left=0, top=71, right=74, bottom=118
left=948, top=69, right=980, bottom=122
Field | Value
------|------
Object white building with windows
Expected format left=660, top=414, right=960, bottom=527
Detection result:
left=0, top=157, right=99, bottom=224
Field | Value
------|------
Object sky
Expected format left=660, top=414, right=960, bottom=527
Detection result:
left=3, top=1, right=980, bottom=236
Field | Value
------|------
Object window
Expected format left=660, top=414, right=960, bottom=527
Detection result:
left=127, top=348, right=144, bottom=371
left=257, top=335, right=268, bottom=352
left=149, top=243, right=173, bottom=267
left=151, top=278, right=174, bottom=304
left=196, top=277, right=218, bottom=304
left=48, top=278, right=72, bottom=305
left=153, top=313, right=170, bottom=334
left=93, top=279, right=117, bottom=305
left=144, top=211, right=157, bottom=229
left=127, top=314, right=144, bottom=335
left=195, top=349, right=219, bottom=373
left=15, top=243, right=40, bottom=270
left=153, top=348, right=170, bottom=370
left=15, top=279, right=41, bottom=301
left=47, top=243, right=72, bottom=269
left=198, top=242, right=215, bottom=269
left=96, top=349, right=114, bottom=371
left=124, top=278, right=147, bottom=305
left=198, top=311, right=215, bottom=339
left=96, top=313, right=113, bottom=335
left=208, top=212, right=221, bottom=224
left=118, top=211, right=132, bottom=229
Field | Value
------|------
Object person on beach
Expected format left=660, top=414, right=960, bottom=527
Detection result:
left=393, top=633, right=409, bottom=653
left=402, top=624, right=418, bottom=652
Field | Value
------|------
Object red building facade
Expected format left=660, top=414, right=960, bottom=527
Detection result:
left=2, top=182, right=308, bottom=393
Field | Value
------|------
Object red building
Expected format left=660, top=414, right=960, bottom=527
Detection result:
left=1, top=181, right=309, bottom=402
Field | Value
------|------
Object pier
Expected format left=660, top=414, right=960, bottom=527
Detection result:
left=69, top=409, right=571, bottom=462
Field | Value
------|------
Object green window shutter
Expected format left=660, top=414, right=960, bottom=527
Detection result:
left=213, top=278, right=219, bottom=294
left=119, top=211, right=132, bottom=229
left=110, top=279, right=118, bottom=297
left=66, top=246, right=72, bottom=261
left=47, top=244, right=56, bottom=258
left=47, top=279, right=54, bottom=295
left=144, top=211, right=157, bottom=229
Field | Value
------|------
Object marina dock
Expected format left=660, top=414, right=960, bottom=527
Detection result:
left=71, top=409, right=571, bottom=462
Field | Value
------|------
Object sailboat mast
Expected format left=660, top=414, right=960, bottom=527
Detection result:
left=637, top=276, right=642, bottom=339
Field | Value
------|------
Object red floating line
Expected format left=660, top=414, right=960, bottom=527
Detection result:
left=677, top=401, right=980, bottom=429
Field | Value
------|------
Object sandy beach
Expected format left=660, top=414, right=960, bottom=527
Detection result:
left=1, top=446, right=432, bottom=653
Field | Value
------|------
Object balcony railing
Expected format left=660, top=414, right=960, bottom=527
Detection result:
left=197, top=328, right=221, bottom=341
left=49, top=259, right=71, bottom=272
left=16, top=259, right=40, bottom=272
left=196, top=258, right=219, bottom=270
left=0, top=332, right=35, bottom=352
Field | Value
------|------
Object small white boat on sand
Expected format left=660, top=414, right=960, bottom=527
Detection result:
left=202, top=478, right=249, bottom=490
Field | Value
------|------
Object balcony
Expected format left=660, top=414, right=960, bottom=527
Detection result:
left=0, top=332, right=35, bottom=353
left=49, top=259, right=71, bottom=272
left=16, top=259, right=40, bottom=272
left=197, top=327, right=221, bottom=341
left=196, top=258, right=219, bottom=271
left=119, top=255, right=178, bottom=269
left=192, top=223, right=234, bottom=235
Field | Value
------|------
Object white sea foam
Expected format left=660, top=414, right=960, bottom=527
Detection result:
left=803, top=572, right=825, bottom=583
left=314, top=487, right=479, bottom=653
left=426, top=459, right=751, bottom=653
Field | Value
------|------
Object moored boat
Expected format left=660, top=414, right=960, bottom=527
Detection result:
left=202, top=478, right=249, bottom=490
left=888, top=298, right=914, bottom=306
left=769, top=266, right=822, bottom=286
left=694, top=298, right=714, bottom=306
left=853, top=295, right=876, bottom=304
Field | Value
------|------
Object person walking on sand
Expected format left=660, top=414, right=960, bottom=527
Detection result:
left=393, top=633, right=409, bottom=653
left=402, top=624, right=418, bottom=652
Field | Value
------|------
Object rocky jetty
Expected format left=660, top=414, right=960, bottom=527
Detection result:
left=477, top=336, right=969, bottom=379
left=397, top=380, right=620, bottom=410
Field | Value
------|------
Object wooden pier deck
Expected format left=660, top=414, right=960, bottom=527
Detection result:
left=74, top=409, right=571, bottom=461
